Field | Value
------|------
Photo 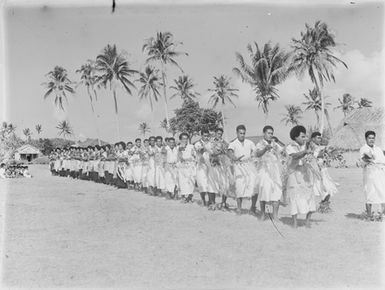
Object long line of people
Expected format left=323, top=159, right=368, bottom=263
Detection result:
left=49, top=125, right=344, bottom=228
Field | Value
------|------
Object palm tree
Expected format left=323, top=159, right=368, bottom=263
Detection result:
left=56, top=120, right=73, bottom=139
left=356, top=98, right=372, bottom=109
left=35, top=124, right=42, bottom=135
left=160, top=118, right=177, bottom=137
left=281, top=105, right=303, bottom=126
left=170, top=75, right=199, bottom=103
left=142, top=31, right=188, bottom=128
left=233, top=42, right=291, bottom=122
left=43, top=66, right=75, bottom=110
left=23, top=128, right=32, bottom=141
left=96, top=44, right=137, bottom=140
left=76, top=60, right=102, bottom=145
left=302, top=87, right=332, bottom=130
left=334, top=93, right=355, bottom=117
left=136, top=65, right=162, bottom=111
left=208, top=75, right=238, bottom=140
left=138, top=122, right=151, bottom=137
left=291, top=20, right=348, bottom=133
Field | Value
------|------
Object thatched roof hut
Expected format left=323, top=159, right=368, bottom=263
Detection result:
left=329, top=107, right=385, bottom=150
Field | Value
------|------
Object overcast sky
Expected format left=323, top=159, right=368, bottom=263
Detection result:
left=2, top=0, right=384, bottom=143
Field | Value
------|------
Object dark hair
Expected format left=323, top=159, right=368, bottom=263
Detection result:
left=263, top=125, right=274, bottom=133
left=236, top=124, right=246, bottom=132
left=0, top=163, right=5, bottom=167
left=105, top=144, right=111, bottom=149
left=120, top=142, right=126, bottom=150
left=156, top=136, right=163, bottom=141
left=365, top=131, right=376, bottom=139
left=201, top=128, right=210, bottom=135
left=87, top=146, right=94, bottom=150
left=290, top=125, right=306, bottom=141
left=95, top=145, right=101, bottom=150
left=311, top=132, right=321, bottom=139
left=135, top=138, right=141, bottom=142
left=216, top=128, right=224, bottom=133
left=149, top=136, right=155, bottom=141
left=179, top=132, right=189, bottom=140
left=168, top=137, right=175, bottom=142
left=127, top=141, right=133, bottom=145
left=143, top=139, right=149, bottom=143
left=165, top=137, right=169, bottom=142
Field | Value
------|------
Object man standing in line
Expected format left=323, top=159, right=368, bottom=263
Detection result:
left=228, top=125, right=258, bottom=215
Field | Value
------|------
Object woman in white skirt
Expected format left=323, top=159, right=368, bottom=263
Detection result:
left=360, top=130, right=385, bottom=217
left=140, top=139, right=150, bottom=193
left=177, top=133, right=196, bottom=202
left=146, top=136, right=157, bottom=195
left=285, top=125, right=316, bottom=228
left=131, top=138, right=143, bottom=190
left=154, top=136, right=166, bottom=195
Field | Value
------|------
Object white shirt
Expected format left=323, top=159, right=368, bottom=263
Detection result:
left=0, top=168, right=5, bottom=178
left=166, top=146, right=179, bottom=163
left=360, top=144, right=385, bottom=164
left=228, top=138, right=256, bottom=161
left=178, top=144, right=195, bottom=162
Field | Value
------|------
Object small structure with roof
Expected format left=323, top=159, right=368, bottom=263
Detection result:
left=14, top=144, right=42, bottom=162
left=329, top=107, right=385, bottom=151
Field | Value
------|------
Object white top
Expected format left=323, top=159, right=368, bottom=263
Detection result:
left=166, top=146, right=179, bottom=163
left=0, top=168, right=5, bottom=178
left=286, top=142, right=306, bottom=167
left=178, top=144, right=195, bottom=162
left=360, top=144, right=385, bottom=164
left=228, top=138, right=256, bottom=161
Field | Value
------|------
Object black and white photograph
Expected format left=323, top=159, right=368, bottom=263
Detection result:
left=0, top=0, right=384, bottom=289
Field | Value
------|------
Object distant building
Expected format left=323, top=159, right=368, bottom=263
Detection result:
left=14, top=144, right=42, bottom=162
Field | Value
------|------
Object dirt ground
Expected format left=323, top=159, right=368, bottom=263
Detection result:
left=1, top=165, right=384, bottom=289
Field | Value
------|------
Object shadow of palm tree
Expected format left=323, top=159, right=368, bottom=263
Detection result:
left=345, top=213, right=365, bottom=220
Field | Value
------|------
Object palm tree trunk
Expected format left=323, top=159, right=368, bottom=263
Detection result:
left=313, top=80, right=325, bottom=134
left=324, top=109, right=333, bottom=136
left=87, top=87, right=101, bottom=146
left=221, top=107, right=228, bottom=142
left=113, top=89, right=121, bottom=140
left=161, top=63, right=169, bottom=129
left=315, top=111, right=320, bottom=130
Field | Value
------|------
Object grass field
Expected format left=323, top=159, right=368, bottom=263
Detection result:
left=1, top=165, right=384, bottom=289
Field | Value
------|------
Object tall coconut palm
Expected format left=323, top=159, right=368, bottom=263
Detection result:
left=356, top=98, right=372, bottom=109
left=208, top=75, right=238, bottom=140
left=334, top=93, right=355, bottom=117
left=142, top=31, right=188, bottom=128
left=96, top=44, right=137, bottom=140
left=138, top=122, right=151, bottom=137
left=23, top=128, right=32, bottom=141
left=233, top=41, right=291, bottom=123
left=170, top=75, right=199, bottom=103
left=281, top=105, right=303, bottom=126
left=35, top=124, right=43, bottom=135
left=76, top=60, right=102, bottom=145
left=302, top=87, right=332, bottom=130
left=56, top=120, right=73, bottom=140
left=136, top=65, right=162, bottom=111
left=291, top=20, right=348, bottom=133
left=42, top=66, right=75, bottom=110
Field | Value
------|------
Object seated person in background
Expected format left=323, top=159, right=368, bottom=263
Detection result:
left=23, top=167, right=32, bottom=178
left=0, top=163, right=6, bottom=178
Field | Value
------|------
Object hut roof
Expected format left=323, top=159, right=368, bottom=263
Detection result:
left=328, top=107, right=385, bottom=150
left=76, top=138, right=109, bottom=148
left=15, top=144, right=41, bottom=155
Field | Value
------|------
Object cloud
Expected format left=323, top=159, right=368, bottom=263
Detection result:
left=135, top=103, right=152, bottom=119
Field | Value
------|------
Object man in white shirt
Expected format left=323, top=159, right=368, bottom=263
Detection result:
left=228, top=125, right=258, bottom=215
left=164, top=137, right=179, bottom=199
left=360, top=130, right=385, bottom=217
